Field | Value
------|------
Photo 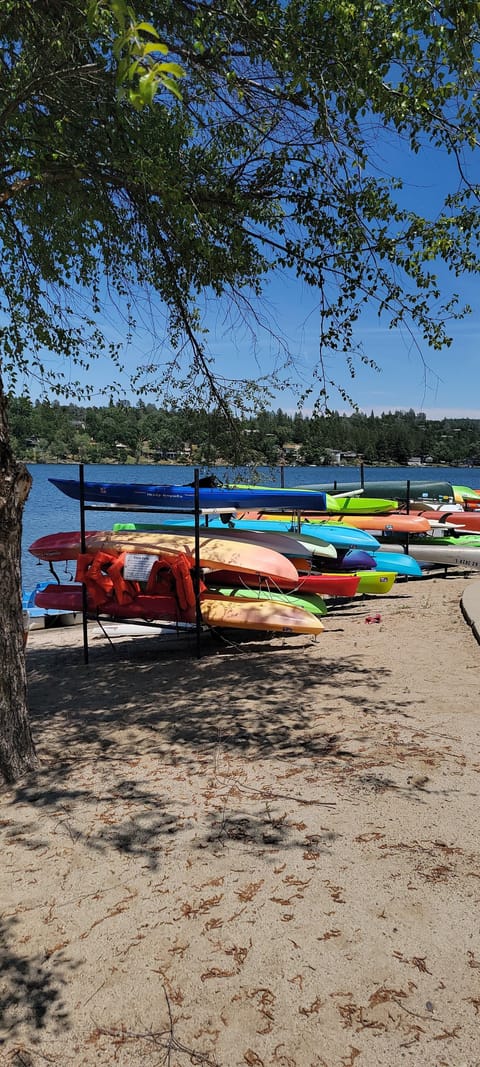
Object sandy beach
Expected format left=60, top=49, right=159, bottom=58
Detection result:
left=2, top=573, right=480, bottom=1066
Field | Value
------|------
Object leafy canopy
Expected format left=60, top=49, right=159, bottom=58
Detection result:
left=0, top=0, right=479, bottom=416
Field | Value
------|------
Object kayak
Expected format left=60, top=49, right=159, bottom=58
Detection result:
left=203, top=570, right=361, bottom=597
left=35, top=583, right=186, bottom=621
left=198, top=594, right=325, bottom=634
left=452, top=485, right=480, bottom=504
left=354, top=571, right=397, bottom=595
left=235, top=486, right=396, bottom=514
left=323, top=548, right=421, bottom=577
left=49, top=477, right=327, bottom=512
left=326, top=495, right=398, bottom=514
left=207, top=517, right=380, bottom=550
left=246, top=512, right=431, bottom=534
left=209, top=585, right=327, bottom=616
left=235, top=485, right=398, bottom=514
left=319, top=549, right=377, bottom=572
left=34, top=583, right=325, bottom=634
left=297, top=479, right=455, bottom=504
left=436, top=533, right=480, bottom=547
left=111, top=521, right=337, bottom=560
left=370, top=550, right=422, bottom=576
left=28, top=529, right=300, bottom=582
left=378, top=542, right=480, bottom=569
left=443, top=512, right=480, bottom=533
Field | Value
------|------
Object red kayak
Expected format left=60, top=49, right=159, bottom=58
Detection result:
left=204, top=570, right=360, bottom=597
left=443, top=512, right=480, bottom=532
left=34, top=585, right=192, bottom=622
left=419, top=510, right=480, bottom=533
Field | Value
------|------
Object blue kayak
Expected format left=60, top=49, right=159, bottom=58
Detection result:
left=321, top=548, right=422, bottom=577
left=207, top=517, right=380, bottom=550
left=317, top=550, right=420, bottom=576
left=49, top=478, right=327, bottom=512
left=371, top=550, right=422, bottom=576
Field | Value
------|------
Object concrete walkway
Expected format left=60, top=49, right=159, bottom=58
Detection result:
left=461, top=578, right=480, bottom=644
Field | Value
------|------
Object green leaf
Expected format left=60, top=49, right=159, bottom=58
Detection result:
left=140, top=41, right=169, bottom=55
left=135, top=20, right=161, bottom=38
left=156, top=62, right=185, bottom=79
left=158, top=75, right=184, bottom=100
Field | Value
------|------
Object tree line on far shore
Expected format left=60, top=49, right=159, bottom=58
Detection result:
left=8, top=397, right=480, bottom=467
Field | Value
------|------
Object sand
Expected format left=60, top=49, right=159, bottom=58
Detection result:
left=2, top=573, right=480, bottom=1067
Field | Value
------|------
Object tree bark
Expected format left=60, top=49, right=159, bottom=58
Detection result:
left=0, top=376, right=37, bottom=785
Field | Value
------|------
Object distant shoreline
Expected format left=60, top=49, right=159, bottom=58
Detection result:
left=24, top=459, right=479, bottom=469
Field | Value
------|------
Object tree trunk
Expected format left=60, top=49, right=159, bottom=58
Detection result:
left=0, top=377, right=37, bottom=785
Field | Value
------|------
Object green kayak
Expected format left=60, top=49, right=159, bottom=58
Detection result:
left=354, top=571, right=396, bottom=595
left=211, top=585, right=328, bottom=616
left=325, top=495, right=398, bottom=514
left=233, top=483, right=397, bottom=513
left=452, top=484, right=480, bottom=503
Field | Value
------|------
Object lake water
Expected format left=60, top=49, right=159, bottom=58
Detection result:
left=22, top=462, right=480, bottom=592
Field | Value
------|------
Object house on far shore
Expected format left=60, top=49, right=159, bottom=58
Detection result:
left=281, top=442, right=303, bottom=463
left=325, top=449, right=361, bottom=465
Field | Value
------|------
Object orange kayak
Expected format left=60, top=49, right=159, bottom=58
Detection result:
left=238, top=511, right=431, bottom=534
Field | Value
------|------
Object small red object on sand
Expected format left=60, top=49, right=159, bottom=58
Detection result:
left=365, top=613, right=382, bottom=624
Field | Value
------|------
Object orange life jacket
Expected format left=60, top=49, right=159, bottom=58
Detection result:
left=75, top=551, right=140, bottom=608
left=145, top=559, right=176, bottom=596
left=172, top=554, right=196, bottom=610
left=146, top=553, right=206, bottom=612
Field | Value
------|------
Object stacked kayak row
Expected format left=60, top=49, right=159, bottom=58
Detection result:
left=26, top=477, right=411, bottom=637
left=231, top=477, right=480, bottom=570
left=26, top=474, right=480, bottom=639
left=28, top=519, right=401, bottom=637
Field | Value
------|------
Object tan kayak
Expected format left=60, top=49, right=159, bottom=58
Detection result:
left=92, top=530, right=300, bottom=581
left=199, top=593, right=324, bottom=634
left=29, top=529, right=300, bottom=582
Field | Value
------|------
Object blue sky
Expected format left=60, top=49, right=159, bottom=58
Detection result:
left=197, top=132, right=480, bottom=419
left=67, top=248, right=478, bottom=419
left=11, top=124, right=480, bottom=418
left=24, top=260, right=478, bottom=418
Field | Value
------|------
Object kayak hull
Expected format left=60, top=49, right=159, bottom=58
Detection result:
left=208, top=517, right=380, bottom=550
left=35, top=584, right=186, bottom=621
left=378, top=542, right=480, bottom=569
left=444, top=512, right=480, bottom=533
left=297, top=479, right=455, bottom=503
left=232, top=484, right=397, bottom=514
left=354, top=571, right=397, bottom=595
left=28, top=530, right=299, bottom=582
left=112, top=521, right=336, bottom=559
left=199, top=595, right=324, bottom=634
left=371, top=550, right=422, bottom=576
left=49, top=477, right=327, bottom=512
left=203, top=570, right=360, bottom=597
left=247, top=512, right=431, bottom=534
left=210, top=586, right=327, bottom=616
left=35, top=583, right=324, bottom=634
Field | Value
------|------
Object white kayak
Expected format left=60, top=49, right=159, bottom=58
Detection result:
left=377, top=542, right=480, bottom=569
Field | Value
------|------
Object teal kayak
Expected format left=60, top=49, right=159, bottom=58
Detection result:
left=371, top=550, right=422, bottom=577
left=206, top=517, right=380, bottom=550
